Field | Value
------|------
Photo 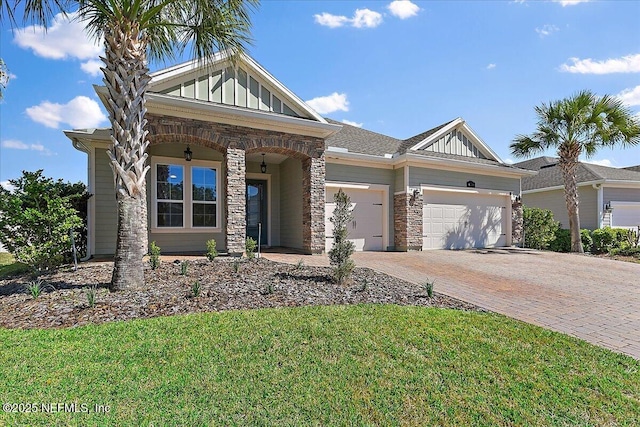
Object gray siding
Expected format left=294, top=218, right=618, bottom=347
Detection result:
left=408, top=166, right=519, bottom=194
left=93, top=149, right=118, bottom=255
left=279, top=157, right=303, bottom=249
left=326, top=162, right=395, bottom=249
left=522, top=186, right=598, bottom=230
left=394, top=167, right=404, bottom=192
left=424, top=129, right=486, bottom=159
left=603, top=187, right=640, bottom=203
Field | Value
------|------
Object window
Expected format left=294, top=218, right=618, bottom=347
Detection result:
left=152, top=158, right=220, bottom=231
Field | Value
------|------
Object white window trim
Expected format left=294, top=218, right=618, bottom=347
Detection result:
left=151, top=156, right=222, bottom=233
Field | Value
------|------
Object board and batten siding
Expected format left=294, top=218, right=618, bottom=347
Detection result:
left=603, top=187, right=640, bottom=203
left=424, top=130, right=487, bottom=159
left=326, top=163, right=395, bottom=249
left=408, top=166, right=519, bottom=194
left=279, top=157, right=303, bottom=249
left=93, top=149, right=118, bottom=255
left=522, top=186, right=598, bottom=230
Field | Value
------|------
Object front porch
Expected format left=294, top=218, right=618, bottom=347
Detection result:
left=146, top=114, right=328, bottom=255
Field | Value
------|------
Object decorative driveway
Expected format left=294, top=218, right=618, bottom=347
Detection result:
left=263, top=248, right=640, bottom=360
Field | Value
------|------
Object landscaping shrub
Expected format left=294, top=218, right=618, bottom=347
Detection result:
left=205, top=239, right=218, bottom=260
left=0, top=170, right=85, bottom=271
left=245, top=237, right=257, bottom=259
left=329, top=188, right=355, bottom=285
left=522, top=206, right=559, bottom=250
left=149, top=241, right=161, bottom=269
left=581, top=229, right=593, bottom=253
left=592, top=227, right=618, bottom=254
left=549, top=229, right=593, bottom=253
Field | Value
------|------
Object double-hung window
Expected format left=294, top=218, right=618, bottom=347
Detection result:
left=152, top=157, right=220, bottom=232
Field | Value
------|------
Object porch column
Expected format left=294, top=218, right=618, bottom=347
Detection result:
left=512, top=198, right=524, bottom=247
left=225, top=148, right=246, bottom=255
left=302, top=154, right=326, bottom=254
left=394, top=189, right=423, bottom=251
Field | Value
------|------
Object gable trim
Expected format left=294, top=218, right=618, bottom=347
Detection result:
left=409, top=118, right=503, bottom=163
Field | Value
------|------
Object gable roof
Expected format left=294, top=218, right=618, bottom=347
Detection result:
left=324, top=119, right=401, bottom=157
left=516, top=156, right=640, bottom=191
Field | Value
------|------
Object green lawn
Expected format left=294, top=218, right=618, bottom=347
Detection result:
left=1, top=305, right=638, bottom=426
left=0, top=252, right=30, bottom=278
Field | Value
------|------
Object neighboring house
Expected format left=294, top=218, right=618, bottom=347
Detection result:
left=65, top=52, right=533, bottom=257
left=516, top=156, right=640, bottom=230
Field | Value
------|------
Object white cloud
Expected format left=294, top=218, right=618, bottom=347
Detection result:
left=617, top=85, right=640, bottom=107
left=0, top=180, right=15, bottom=191
left=486, top=63, right=496, bottom=70
left=536, top=24, right=559, bottom=37
left=13, top=11, right=102, bottom=75
left=1, top=139, right=54, bottom=155
left=314, top=12, right=350, bottom=28
left=352, top=9, right=383, bottom=28
left=504, top=158, right=515, bottom=165
left=387, top=1, right=420, bottom=19
left=314, top=8, right=383, bottom=29
left=80, top=60, right=103, bottom=77
left=1, top=139, right=29, bottom=149
left=560, top=53, right=640, bottom=74
left=584, top=158, right=614, bottom=167
left=25, top=96, right=107, bottom=129
left=553, top=0, right=590, bottom=6
left=306, top=93, right=349, bottom=115
left=342, top=119, right=363, bottom=128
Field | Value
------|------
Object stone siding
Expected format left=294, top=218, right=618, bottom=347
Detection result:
left=512, top=199, right=523, bottom=247
left=225, top=148, right=246, bottom=255
left=302, top=155, right=326, bottom=254
left=394, top=191, right=423, bottom=251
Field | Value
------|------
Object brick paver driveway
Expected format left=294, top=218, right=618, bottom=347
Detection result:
left=264, top=248, right=640, bottom=359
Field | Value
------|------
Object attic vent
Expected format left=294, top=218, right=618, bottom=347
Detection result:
left=540, top=163, right=558, bottom=169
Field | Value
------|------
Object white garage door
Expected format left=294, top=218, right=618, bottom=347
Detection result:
left=610, top=202, right=640, bottom=228
left=326, top=187, right=384, bottom=252
left=423, top=191, right=508, bottom=250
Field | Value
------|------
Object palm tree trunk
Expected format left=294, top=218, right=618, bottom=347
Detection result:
left=558, top=145, right=584, bottom=253
left=103, top=22, right=151, bottom=290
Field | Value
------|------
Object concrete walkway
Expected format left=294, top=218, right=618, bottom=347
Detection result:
left=263, top=249, right=640, bottom=360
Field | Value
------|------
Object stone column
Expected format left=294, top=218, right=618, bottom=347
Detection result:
left=302, top=154, right=326, bottom=254
left=512, top=198, right=524, bottom=247
left=225, top=148, right=246, bottom=255
left=394, top=189, right=423, bottom=251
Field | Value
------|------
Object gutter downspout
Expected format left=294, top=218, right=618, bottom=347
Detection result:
left=72, top=138, right=94, bottom=261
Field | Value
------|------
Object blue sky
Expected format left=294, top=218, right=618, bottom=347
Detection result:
left=1, top=0, right=639, bottom=188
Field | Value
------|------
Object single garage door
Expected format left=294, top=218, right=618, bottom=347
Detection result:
left=610, top=202, right=640, bottom=228
left=326, top=187, right=384, bottom=252
left=423, top=191, right=508, bottom=250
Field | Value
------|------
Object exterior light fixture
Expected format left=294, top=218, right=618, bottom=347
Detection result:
left=184, top=146, right=193, bottom=162
left=604, top=202, right=613, bottom=212
left=260, top=153, right=267, bottom=173
left=466, top=180, right=475, bottom=188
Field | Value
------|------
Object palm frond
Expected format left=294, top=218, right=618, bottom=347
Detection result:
left=510, top=135, right=545, bottom=158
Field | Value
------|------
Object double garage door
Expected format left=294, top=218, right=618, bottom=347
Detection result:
left=423, top=191, right=509, bottom=250
left=325, top=187, right=384, bottom=252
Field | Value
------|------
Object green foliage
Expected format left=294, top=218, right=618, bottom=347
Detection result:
left=423, top=280, right=435, bottom=298
left=232, top=259, right=241, bottom=274
left=245, top=237, right=257, bottom=259
left=523, top=206, right=559, bottom=250
left=548, top=229, right=593, bottom=253
left=329, top=188, right=356, bottom=285
left=180, top=260, right=188, bottom=276
left=0, top=170, right=86, bottom=271
left=149, top=241, right=161, bottom=270
left=25, top=279, right=52, bottom=299
left=0, top=253, right=31, bottom=278
left=295, top=259, right=304, bottom=270
left=261, top=283, right=274, bottom=295
left=592, top=227, right=635, bottom=254
left=85, top=285, right=98, bottom=308
left=205, top=239, right=218, bottom=261
left=191, top=281, right=201, bottom=298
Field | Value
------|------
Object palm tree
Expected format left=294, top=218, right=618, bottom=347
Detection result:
left=4, top=0, right=259, bottom=290
left=511, top=90, right=640, bottom=253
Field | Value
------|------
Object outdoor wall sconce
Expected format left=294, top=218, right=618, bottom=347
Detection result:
left=260, top=154, right=267, bottom=173
left=184, top=146, right=192, bottom=162
left=409, top=188, right=420, bottom=205
left=515, top=195, right=521, bottom=203
left=604, top=202, right=613, bottom=213
left=466, top=180, right=475, bottom=188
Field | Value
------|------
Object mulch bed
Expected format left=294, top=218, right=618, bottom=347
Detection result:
left=0, top=257, right=484, bottom=329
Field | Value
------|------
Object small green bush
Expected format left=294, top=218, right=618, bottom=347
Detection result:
left=523, top=206, right=559, bottom=250
left=610, top=246, right=640, bottom=258
left=205, top=239, right=218, bottom=261
left=149, top=241, right=161, bottom=269
left=548, top=229, right=593, bottom=253
left=85, top=285, right=98, bottom=308
left=329, top=188, right=356, bottom=285
left=25, top=279, right=52, bottom=299
left=423, top=279, right=435, bottom=298
left=592, top=227, right=617, bottom=254
left=581, top=229, right=593, bottom=253
left=180, top=260, right=188, bottom=276
left=245, top=237, right=257, bottom=259
left=191, top=281, right=201, bottom=298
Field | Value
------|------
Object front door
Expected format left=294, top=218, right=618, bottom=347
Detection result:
left=246, top=180, right=268, bottom=246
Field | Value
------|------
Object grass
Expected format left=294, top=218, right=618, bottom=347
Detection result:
left=0, top=252, right=31, bottom=278
left=0, top=305, right=638, bottom=426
